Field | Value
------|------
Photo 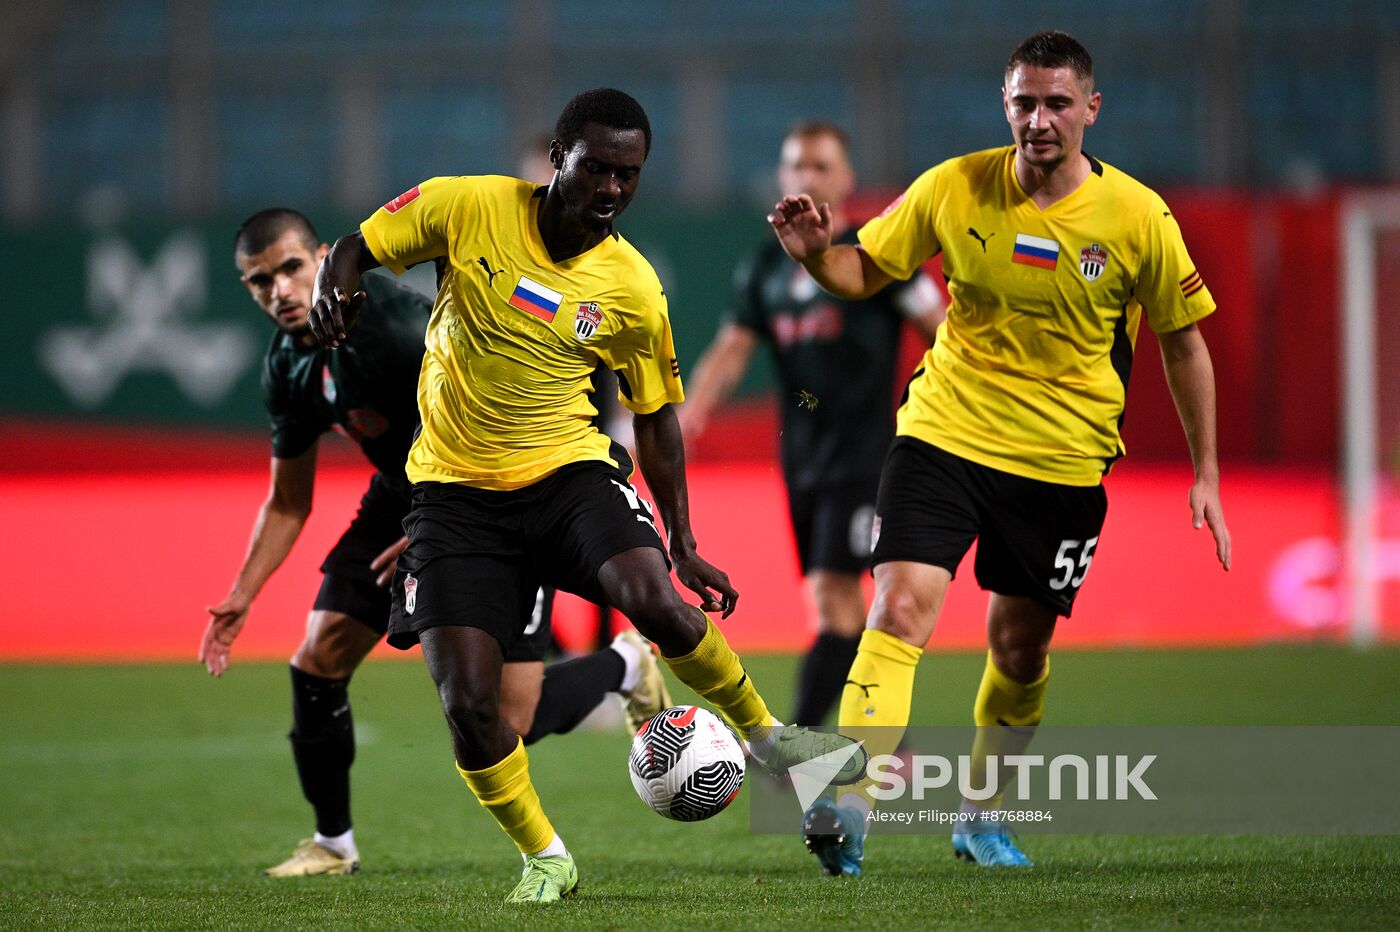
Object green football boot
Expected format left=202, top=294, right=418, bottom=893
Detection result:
left=505, top=854, right=579, bottom=904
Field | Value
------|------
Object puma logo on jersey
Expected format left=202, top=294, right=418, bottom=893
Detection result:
left=967, top=227, right=995, bottom=253
left=477, top=256, right=505, bottom=286
left=845, top=679, right=877, bottom=698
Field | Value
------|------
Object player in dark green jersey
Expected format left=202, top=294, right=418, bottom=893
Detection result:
left=684, top=122, right=944, bottom=726
left=200, top=208, right=668, bottom=878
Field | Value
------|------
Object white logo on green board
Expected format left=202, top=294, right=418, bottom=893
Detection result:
left=39, top=232, right=255, bottom=407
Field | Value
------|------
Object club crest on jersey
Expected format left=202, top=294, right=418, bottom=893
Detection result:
left=321, top=364, right=337, bottom=403
left=573, top=302, right=603, bottom=341
left=789, top=265, right=820, bottom=301
left=404, top=575, right=417, bottom=614
left=1079, top=243, right=1108, bottom=282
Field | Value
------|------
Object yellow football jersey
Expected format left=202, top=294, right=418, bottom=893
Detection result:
left=360, top=175, right=683, bottom=490
left=859, top=146, right=1215, bottom=486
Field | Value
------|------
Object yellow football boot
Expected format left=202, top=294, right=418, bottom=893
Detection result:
left=615, top=629, right=671, bottom=733
left=262, top=839, right=360, bottom=877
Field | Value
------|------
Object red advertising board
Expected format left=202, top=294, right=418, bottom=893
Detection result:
left=1, top=460, right=1391, bottom=661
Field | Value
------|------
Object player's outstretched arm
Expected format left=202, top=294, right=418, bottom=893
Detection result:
left=1158, top=323, right=1232, bottom=571
left=200, top=447, right=318, bottom=676
left=767, top=194, right=893, bottom=300
left=308, top=232, right=380, bottom=348
left=633, top=404, right=739, bottom=617
left=676, top=323, right=759, bottom=440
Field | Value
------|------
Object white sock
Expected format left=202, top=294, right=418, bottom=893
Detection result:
left=522, top=832, right=569, bottom=860
left=609, top=635, right=644, bottom=694
left=314, top=828, right=357, bottom=859
left=746, top=718, right=782, bottom=763
left=836, top=790, right=872, bottom=824
left=956, top=798, right=998, bottom=835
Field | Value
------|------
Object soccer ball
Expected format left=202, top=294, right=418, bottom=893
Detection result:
left=628, top=706, right=745, bottom=821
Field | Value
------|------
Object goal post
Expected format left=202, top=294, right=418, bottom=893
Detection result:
left=1339, top=190, right=1400, bottom=646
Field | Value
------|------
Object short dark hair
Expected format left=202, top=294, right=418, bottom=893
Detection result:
left=234, top=208, right=320, bottom=257
left=784, top=120, right=849, bottom=153
left=555, top=88, right=652, bottom=156
left=1006, top=31, right=1094, bottom=88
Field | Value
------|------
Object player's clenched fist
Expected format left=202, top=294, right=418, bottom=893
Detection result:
left=308, top=286, right=366, bottom=348
left=671, top=549, right=739, bottom=619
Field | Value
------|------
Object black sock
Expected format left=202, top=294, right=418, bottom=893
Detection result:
left=523, top=648, right=626, bottom=745
left=288, top=665, right=355, bottom=837
left=793, top=632, right=862, bottom=726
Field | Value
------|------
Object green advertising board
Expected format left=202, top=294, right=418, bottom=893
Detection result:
left=0, top=205, right=775, bottom=428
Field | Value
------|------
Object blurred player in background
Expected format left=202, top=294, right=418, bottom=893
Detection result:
left=202, top=208, right=667, bottom=878
left=770, top=31, right=1231, bottom=874
left=682, top=121, right=943, bottom=726
left=308, top=88, right=865, bottom=903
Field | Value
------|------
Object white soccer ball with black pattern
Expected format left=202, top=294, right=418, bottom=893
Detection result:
left=628, top=705, right=745, bottom=821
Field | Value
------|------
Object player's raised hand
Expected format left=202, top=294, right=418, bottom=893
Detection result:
left=200, top=595, right=251, bottom=677
left=672, top=549, right=739, bottom=619
left=768, top=194, right=835, bottom=262
left=370, top=535, right=409, bottom=588
left=1189, top=477, right=1231, bottom=571
left=307, top=286, right=366, bottom=348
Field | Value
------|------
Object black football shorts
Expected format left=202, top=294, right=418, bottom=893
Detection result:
left=313, top=472, right=412, bottom=634
left=313, top=472, right=553, bottom=659
left=386, top=460, right=665, bottom=652
left=871, top=437, right=1108, bottom=617
left=786, top=480, right=879, bottom=576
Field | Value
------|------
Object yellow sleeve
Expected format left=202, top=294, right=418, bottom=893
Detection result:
left=359, top=177, right=470, bottom=275
left=856, top=164, right=944, bottom=281
left=597, top=286, right=686, bottom=415
left=1133, top=193, right=1216, bottom=333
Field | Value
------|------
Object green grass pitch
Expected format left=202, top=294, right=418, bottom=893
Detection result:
left=3, top=647, right=1399, bottom=929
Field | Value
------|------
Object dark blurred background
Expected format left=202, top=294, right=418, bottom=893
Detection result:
left=2, top=0, right=1398, bottom=655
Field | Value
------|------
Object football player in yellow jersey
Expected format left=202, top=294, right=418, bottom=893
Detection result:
left=201, top=208, right=672, bottom=880
left=770, top=33, right=1233, bottom=873
left=306, top=88, right=865, bottom=903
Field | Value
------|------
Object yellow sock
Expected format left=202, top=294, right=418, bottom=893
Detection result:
left=456, top=737, right=557, bottom=856
left=663, top=614, right=774, bottom=740
left=838, top=628, right=922, bottom=752
left=968, top=652, right=1048, bottom=809
left=833, top=629, right=922, bottom=811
